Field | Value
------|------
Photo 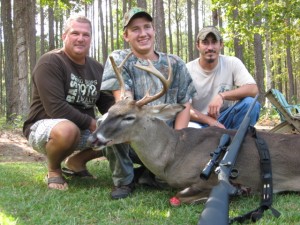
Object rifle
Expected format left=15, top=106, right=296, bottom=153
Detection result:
left=198, top=95, right=259, bottom=225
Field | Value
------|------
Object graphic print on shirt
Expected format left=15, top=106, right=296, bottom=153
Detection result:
left=66, top=73, right=98, bottom=109
left=218, top=83, right=232, bottom=94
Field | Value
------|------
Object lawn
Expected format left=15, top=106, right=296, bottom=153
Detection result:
left=0, top=159, right=300, bottom=225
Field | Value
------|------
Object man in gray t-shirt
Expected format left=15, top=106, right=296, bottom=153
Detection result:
left=186, top=26, right=261, bottom=129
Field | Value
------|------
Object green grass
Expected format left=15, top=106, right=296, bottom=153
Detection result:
left=1, top=160, right=300, bottom=225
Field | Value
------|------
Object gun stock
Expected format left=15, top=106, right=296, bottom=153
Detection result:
left=198, top=181, right=230, bottom=225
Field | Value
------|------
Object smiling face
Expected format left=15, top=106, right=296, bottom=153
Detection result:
left=123, top=17, right=155, bottom=58
left=197, top=33, right=223, bottom=65
left=62, top=20, right=92, bottom=64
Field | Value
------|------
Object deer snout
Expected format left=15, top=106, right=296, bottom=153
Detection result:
left=87, top=132, right=112, bottom=148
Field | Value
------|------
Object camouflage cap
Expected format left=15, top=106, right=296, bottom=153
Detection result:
left=123, top=7, right=153, bottom=29
left=197, top=26, right=222, bottom=41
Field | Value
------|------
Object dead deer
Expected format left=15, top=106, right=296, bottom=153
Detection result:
left=89, top=53, right=300, bottom=205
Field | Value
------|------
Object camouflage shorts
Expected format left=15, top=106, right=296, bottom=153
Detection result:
left=28, top=119, right=91, bottom=154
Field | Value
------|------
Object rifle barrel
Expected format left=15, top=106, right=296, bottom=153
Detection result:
left=220, top=94, right=259, bottom=172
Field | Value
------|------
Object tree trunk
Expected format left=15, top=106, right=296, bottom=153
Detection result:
left=27, top=0, right=36, bottom=103
left=168, top=0, right=173, bottom=54
left=212, top=9, right=218, bottom=26
left=137, top=0, right=147, bottom=8
left=175, top=0, right=180, bottom=56
left=193, top=0, right=199, bottom=59
left=233, top=9, right=243, bottom=61
left=40, top=5, right=45, bottom=56
left=154, top=0, right=167, bottom=52
left=123, top=0, right=129, bottom=49
left=48, top=6, right=55, bottom=50
left=0, top=22, right=3, bottom=114
left=109, top=0, right=114, bottom=52
left=14, top=0, right=29, bottom=115
left=116, top=0, right=120, bottom=49
left=253, top=0, right=265, bottom=105
left=187, top=0, right=193, bottom=61
left=99, top=0, right=107, bottom=64
left=285, top=18, right=294, bottom=102
left=1, top=0, right=18, bottom=121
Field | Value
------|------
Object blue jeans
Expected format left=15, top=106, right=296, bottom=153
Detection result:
left=190, top=97, right=261, bottom=130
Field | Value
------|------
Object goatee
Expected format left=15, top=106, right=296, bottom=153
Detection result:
left=207, top=58, right=215, bottom=64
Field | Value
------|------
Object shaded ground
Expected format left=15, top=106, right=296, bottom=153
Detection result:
left=0, top=129, right=45, bottom=163
left=0, top=118, right=276, bottom=163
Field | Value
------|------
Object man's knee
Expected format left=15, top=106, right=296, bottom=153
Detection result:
left=49, top=120, right=80, bottom=150
left=239, top=97, right=261, bottom=124
left=239, top=97, right=261, bottom=113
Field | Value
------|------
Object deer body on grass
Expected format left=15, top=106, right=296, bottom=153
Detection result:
left=89, top=53, right=300, bottom=204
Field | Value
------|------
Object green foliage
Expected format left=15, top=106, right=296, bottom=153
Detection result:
left=40, top=0, right=92, bottom=10
left=0, top=115, right=24, bottom=131
left=259, top=106, right=281, bottom=122
left=210, top=0, right=300, bottom=88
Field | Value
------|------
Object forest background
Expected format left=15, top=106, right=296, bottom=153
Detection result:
left=0, top=0, right=300, bottom=123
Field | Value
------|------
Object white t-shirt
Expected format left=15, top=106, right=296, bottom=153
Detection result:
left=186, top=55, right=256, bottom=114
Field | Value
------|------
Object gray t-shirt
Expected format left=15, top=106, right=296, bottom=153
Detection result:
left=102, top=49, right=196, bottom=106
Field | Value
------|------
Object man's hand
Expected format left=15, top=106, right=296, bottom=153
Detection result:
left=89, top=119, right=97, bottom=132
left=207, top=93, right=224, bottom=119
left=208, top=119, right=226, bottom=129
left=190, top=106, right=226, bottom=129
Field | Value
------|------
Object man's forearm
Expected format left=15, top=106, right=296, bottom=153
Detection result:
left=190, top=108, right=218, bottom=126
left=221, top=84, right=258, bottom=101
left=174, top=102, right=191, bottom=129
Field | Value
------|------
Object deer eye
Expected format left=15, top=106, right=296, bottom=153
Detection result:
left=123, top=115, right=136, bottom=121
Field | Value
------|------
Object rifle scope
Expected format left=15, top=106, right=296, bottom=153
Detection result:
left=200, top=134, right=231, bottom=180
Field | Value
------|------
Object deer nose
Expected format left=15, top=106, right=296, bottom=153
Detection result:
left=87, top=133, right=111, bottom=147
left=87, top=134, right=98, bottom=146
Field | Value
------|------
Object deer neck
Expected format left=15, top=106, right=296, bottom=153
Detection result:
left=129, top=118, right=178, bottom=177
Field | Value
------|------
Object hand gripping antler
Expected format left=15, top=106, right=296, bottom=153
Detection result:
left=134, top=57, right=172, bottom=106
left=109, top=52, right=173, bottom=106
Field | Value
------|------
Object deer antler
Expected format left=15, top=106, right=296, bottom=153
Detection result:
left=109, top=52, right=172, bottom=106
left=134, top=57, right=172, bottom=106
left=109, top=52, right=133, bottom=100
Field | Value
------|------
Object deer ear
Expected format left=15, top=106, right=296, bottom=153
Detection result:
left=148, top=104, right=186, bottom=121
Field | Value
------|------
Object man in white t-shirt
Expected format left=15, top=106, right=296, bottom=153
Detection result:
left=186, top=26, right=261, bottom=129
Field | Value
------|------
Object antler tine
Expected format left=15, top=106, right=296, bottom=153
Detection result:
left=135, top=56, right=172, bottom=107
left=109, top=52, right=133, bottom=100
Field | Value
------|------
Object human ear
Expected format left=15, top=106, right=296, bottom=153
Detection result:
left=220, top=41, right=224, bottom=49
left=123, top=31, right=130, bottom=43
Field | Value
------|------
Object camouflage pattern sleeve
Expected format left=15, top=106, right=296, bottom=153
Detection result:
left=101, top=49, right=132, bottom=91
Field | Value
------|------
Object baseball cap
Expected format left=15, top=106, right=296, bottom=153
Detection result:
left=123, top=7, right=153, bottom=29
left=197, top=26, right=222, bottom=41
